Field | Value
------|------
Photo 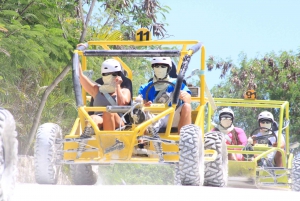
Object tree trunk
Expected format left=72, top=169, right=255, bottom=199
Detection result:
left=23, top=65, right=71, bottom=154
left=22, top=0, right=97, bottom=155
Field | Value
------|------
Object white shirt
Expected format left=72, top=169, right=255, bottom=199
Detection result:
left=253, top=131, right=285, bottom=160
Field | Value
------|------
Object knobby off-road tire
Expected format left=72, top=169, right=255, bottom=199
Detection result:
left=0, top=108, right=18, bottom=201
left=204, top=131, right=228, bottom=187
left=70, top=164, right=97, bottom=185
left=34, top=123, right=63, bottom=184
left=291, top=156, right=300, bottom=191
left=175, top=124, right=204, bottom=186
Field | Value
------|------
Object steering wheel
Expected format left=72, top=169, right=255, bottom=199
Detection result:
left=145, top=80, right=175, bottom=104
left=250, top=127, right=277, bottom=144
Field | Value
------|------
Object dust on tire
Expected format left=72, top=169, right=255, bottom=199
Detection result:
left=0, top=108, right=18, bottom=201
left=292, top=156, right=300, bottom=191
left=175, top=124, right=204, bottom=186
left=34, top=123, right=63, bottom=184
left=70, top=164, right=97, bottom=185
left=204, top=131, right=228, bottom=187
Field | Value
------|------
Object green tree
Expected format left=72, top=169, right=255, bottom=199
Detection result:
left=0, top=0, right=171, bottom=154
left=207, top=50, right=300, bottom=140
left=0, top=0, right=76, bottom=153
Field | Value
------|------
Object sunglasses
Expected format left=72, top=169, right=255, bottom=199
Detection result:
left=220, top=117, right=232, bottom=121
left=260, top=121, right=272, bottom=124
left=102, top=72, right=120, bottom=76
left=152, top=64, right=168, bottom=68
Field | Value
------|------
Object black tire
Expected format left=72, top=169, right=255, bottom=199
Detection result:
left=0, top=108, right=18, bottom=200
left=174, top=164, right=181, bottom=185
left=175, top=124, right=204, bottom=186
left=34, top=123, right=63, bottom=184
left=204, top=131, right=228, bottom=187
left=291, top=156, right=300, bottom=191
left=0, top=108, right=18, bottom=201
left=70, top=164, right=97, bottom=185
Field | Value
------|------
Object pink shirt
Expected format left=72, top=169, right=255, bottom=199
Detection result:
left=212, top=127, right=247, bottom=161
left=212, top=127, right=247, bottom=145
left=226, top=127, right=247, bottom=146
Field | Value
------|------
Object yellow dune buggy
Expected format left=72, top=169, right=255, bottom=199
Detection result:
left=33, top=28, right=228, bottom=186
left=206, top=97, right=300, bottom=191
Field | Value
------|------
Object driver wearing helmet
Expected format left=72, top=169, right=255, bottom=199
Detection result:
left=138, top=57, right=191, bottom=132
left=212, top=108, right=247, bottom=161
left=78, top=58, right=131, bottom=138
left=252, top=111, right=285, bottom=167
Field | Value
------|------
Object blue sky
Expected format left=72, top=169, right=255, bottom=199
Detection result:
left=159, top=0, right=300, bottom=89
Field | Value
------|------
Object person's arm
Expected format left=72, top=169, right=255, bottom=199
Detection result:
left=236, top=128, right=248, bottom=146
left=251, top=133, right=258, bottom=145
left=78, top=62, right=98, bottom=98
left=179, top=83, right=192, bottom=103
left=117, top=88, right=131, bottom=105
left=272, top=142, right=285, bottom=148
left=115, top=75, right=131, bottom=105
left=179, top=90, right=191, bottom=103
left=273, top=132, right=285, bottom=148
left=138, top=83, right=152, bottom=106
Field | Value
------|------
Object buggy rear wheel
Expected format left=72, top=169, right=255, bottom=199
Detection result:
left=70, top=164, right=97, bottom=185
left=0, top=108, right=18, bottom=201
left=204, top=131, right=228, bottom=187
left=175, top=124, right=204, bottom=186
left=34, top=123, right=63, bottom=184
left=291, top=156, right=300, bottom=191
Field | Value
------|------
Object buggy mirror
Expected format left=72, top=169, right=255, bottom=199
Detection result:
left=184, top=69, right=217, bottom=111
left=83, top=70, right=98, bottom=85
left=83, top=70, right=94, bottom=81
left=185, top=69, right=201, bottom=80
left=282, top=119, right=290, bottom=130
left=290, top=142, right=300, bottom=150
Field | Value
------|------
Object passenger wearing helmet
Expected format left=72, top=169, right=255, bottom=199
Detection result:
left=138, top=57, right=192, bottom=132
left=252, top=111, right=285, bottom=167
left=212, top=108, right=247, bottom=161
left=78, top=58, right=131, bottom=138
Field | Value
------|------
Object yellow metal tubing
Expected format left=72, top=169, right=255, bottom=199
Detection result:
left=101, top=44, right=133, bottom=80
left=204, top=149, right=218, bottom=162
left=68, top=118, right=80, bottom=136
left=253, top=147, right=286, bottom=166
left=207, top=103, right=212, bottom=133
left=134, top=107, right=175, bottom=134
left=176, top=45, right=187, bottom=74
left=78, top=107, right=99, bottom=132
left=70, top=38, right=209, bottom=163
left=285, top=103, right=290, bottom=155
left=87, top=40, right=199, bottom=46
left=200, top=46, right=205, bottom=106
left=208, top=97, right=290, bottom=170
left=214, top=98, right=288, bottom=104
left=194, top=105, right=205, bottom=133
left=288, top=153, right=294, bottom=169
left=164, top=104, right=176, bottom=136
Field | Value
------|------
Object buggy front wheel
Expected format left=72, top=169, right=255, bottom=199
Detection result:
left=34, top=123, right=63, bottom=184
left=0, top=108, right=18, bottom=201
left=175, top=124, right=204, bottom=186
left=204, top=131, right=228, bottom=187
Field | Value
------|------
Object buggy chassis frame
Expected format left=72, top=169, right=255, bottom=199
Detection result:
left=207, top=98, right=292, bottom=188
left=58, top=39, right=216, bottom=165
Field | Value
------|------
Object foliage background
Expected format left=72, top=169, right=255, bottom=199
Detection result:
left=1, top=0, right=299, bottom=184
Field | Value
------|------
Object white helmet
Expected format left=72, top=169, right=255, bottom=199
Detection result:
left=219, top=108, right=234, bottom=120
left=101, top=59, right=122, bottom=73
left=151, top=57, right=172, bottom=67
left=258, top=111, right=274, bottom=122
